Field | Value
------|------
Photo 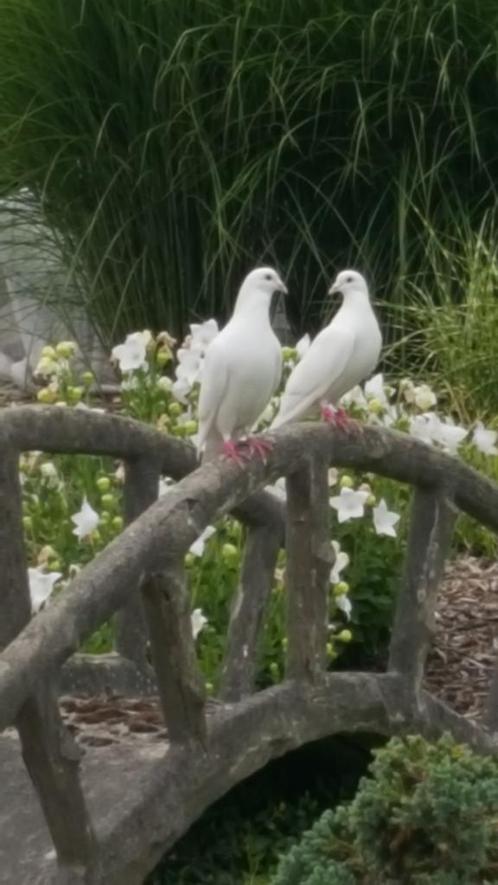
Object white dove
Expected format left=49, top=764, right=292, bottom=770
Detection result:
left=271, top=269, right=382, bottom=429
left=197, top=266, right=287, bottom=462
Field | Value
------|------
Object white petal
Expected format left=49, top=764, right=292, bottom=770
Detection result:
left=364, top=373, right=388, bottom=406
left=433, top=420, right=467, bottom=454
left=335, top=593, right=352, bottom=620
left=373, top=498, right=400, bottom=538
left=71, top=497, right=100, bottom=540
left=189, top=319, right=219, bottom=353
left=340, top=385, right=367, bottom=410
left=473, top=422, right=498, bottom=456
left=329, top=488, right=369, bottom=523
left=172, top=377, right=193, bottom=403
left=413, top=384, right=437, bottom=411
left=189, top=525, right=216, bottom=557
left=111, top=332, right=148, bottom=373
left=191, top=608, right=208, bottom=639
left=28, top=568, right=62, bottom=613
left=330, top=540, right=349, bottom=583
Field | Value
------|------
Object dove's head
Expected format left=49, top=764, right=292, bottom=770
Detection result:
left=328, top=269, right=369, bottom=301
left=235, top=266, right=288, bottom=315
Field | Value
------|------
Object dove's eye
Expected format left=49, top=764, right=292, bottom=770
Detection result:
left=346, top=276, right=353, bottom=283
left=265, top=274, right=272, bottom=281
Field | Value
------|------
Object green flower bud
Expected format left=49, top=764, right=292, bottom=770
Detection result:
left=41, top=345, right=57, bottom=360
left=96, top=476, right=111, bottom=493
left=337, top=629, right=353, bottom=643
left=111, top=515, right=124, bottom=532
left=221, top=542, right=238, bottom=566
left=22, top=515, right=33, bottom=531
left=168, top=402, right=182, bottom=418
left=340, top=474, right=354, bottom=489
left=156, top=348, right=171, bottom=367
left=55, top=341, right=76, bottom=359
left=37, top=387, right=57, bottom=404
left=100, top=493, right=115, bottom=510
left=367, top=397, right=383, bottom=415
left=333, top=581, right=350, bottom=597
left=67, top=386, right=83, bottom=404
left=269, top=661, right=280, bottom=682
left=282, top=346, right=296, bottom=361
left=183, top=419, right=198, bottom=436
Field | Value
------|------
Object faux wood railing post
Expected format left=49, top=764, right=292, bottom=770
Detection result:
left=285, top=456, right=333, bottom=680
left=142, top=562, right=207, bottom=744
left=115, top=457, right=161, bottom=670
left=219, top=523, right=281, bottom=701
left=0, top=447, right=96, bottom=878
left=389, top=486, right=456, bottom=694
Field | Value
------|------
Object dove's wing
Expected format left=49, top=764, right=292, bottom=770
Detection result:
left=272, top=325, right=354, bottom=428
left=196, top=339, right=229, bottom=454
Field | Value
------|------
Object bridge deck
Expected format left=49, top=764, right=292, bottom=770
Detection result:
left=0, top=728, right=166, bottom=885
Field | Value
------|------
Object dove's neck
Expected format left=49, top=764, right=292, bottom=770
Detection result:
left=336, top=288, right=372, bottom=320
left=233, top=286, right=273, bottom=323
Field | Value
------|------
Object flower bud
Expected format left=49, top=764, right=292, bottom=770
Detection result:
left=337, top=629, right=353, bottom=643
left=282, top=346, right=296, bottom=361
left=156, top=348, right=171, bottom=368
left=100, top=494, right=115, bottom=510
left=37, top=387, right=57, bottom=404
left=183, top=419, right=198, bottom=436
left=368, top=397, right=383, bottom=415
left=41, top=345, right=57, bottom=360
left=168, top=402, right=182, bottom=418
left=157, top=376, right=173, bottom=393
left=67, top=386, right=83, bottom=404
left=55, top=341, right=76, bottom=359
left=221, top=543, right=238, bottom=566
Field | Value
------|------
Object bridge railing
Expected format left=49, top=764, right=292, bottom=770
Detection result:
left=1, top=405, right=498, bottom=884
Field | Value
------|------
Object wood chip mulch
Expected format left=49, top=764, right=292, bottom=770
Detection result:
left=424, top=555, right=498, bottom=721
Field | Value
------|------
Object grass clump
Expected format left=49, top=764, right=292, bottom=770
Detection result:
left=1, top=1, right=498, bottom=340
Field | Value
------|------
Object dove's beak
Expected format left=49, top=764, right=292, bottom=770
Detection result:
left=328, top=282, right=341, bottom=297
left=277, top=280, right=288, bottom=296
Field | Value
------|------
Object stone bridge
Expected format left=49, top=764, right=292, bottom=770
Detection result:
left=1, top=406, right=498, bottom=884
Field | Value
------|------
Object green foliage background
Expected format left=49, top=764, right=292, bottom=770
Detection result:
left=1, top=0, right=498, bottom=340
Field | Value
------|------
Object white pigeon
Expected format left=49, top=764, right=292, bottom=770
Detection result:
left=197, top=266, right=287, bottom=462
left=271, top=269, right=382, bottom=429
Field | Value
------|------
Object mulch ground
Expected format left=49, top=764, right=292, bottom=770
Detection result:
left=424, top=555, right=498, bottom=721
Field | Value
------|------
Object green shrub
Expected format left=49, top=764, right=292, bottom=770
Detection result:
left=1, top=0, right=498, bottom=338
left=272, top=734, right=498, bottom=885
left=386, top=212, right=498, bottom=420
